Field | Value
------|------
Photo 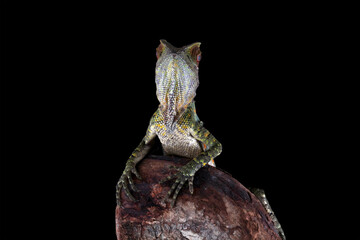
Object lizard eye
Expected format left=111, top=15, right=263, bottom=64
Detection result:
left=197, top=54, right=201, bottom=62
left=156, top=51, right=162, bottom=59
left=188, top=43, right=201, bottom=66
left=156, top=42, right=165, bottom=59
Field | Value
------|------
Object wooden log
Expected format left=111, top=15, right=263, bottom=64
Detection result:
left=115, top=155, right=282, bottom=240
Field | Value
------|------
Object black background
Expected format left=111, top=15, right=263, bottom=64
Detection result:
left=2, top=2, right=340, bottom=240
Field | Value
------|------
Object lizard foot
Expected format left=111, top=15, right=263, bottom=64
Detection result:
left=116, top=163, right=142, bottom=207
left=159, top=161, right=201, bottom=207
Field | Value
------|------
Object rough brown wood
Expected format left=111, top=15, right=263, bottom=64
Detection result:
left=115, top=155, right=282, bottom=240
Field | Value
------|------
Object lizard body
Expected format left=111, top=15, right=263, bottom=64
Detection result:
left=150, top=102, right=214, bottom=161
left=116, top=40, right=221, bottom=207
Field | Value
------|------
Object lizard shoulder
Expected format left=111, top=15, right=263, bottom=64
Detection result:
left=144, top=108, right=163, bottom=143
left=177, top=101, right=201, bottom=130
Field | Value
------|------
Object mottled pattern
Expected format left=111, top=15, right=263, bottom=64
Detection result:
left=147, top=102, right=206, bottom=160
left=250, top=188, right=286, bottom=240
left=116, top=40, right=221, bottom=208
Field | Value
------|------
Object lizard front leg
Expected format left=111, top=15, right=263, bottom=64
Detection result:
left=160, top=121, right=222, bottom=207
left=116, top=124, right=156, bottom=206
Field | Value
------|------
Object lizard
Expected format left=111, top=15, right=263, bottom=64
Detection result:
left=115, top=39, right=286, bottom=239
left=116, top=39, right=221, bottom=208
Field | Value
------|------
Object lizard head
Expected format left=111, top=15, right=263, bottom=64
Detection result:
left=155, top=39, right=202, bottom=130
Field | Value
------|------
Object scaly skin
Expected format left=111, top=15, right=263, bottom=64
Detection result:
left=250, top=188, right=286, bottom=240
left=116, top=40, right=221, bottom=207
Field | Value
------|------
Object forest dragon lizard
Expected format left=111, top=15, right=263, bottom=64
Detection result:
left=116, top=40, right=285, bottom=239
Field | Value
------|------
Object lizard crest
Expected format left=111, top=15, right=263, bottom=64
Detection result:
left=155, top=39, right=201, bottom=131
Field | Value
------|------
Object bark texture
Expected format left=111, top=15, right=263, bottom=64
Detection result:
left=115, top=155, right=281, bottom=240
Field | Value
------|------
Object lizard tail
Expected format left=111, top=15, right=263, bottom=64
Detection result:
left=250, top=188, right=286, bottom=240
left=116, top=179, right=121, bottom=206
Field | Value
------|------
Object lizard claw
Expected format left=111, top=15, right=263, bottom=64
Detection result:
left=116, top=175, right=136, bottom=207
left=159, top=172, right=178, bottom=184
left=131, top=168, right=142, bottom=180
left=159, top=161, right=200, bottom=207
left=127, top=174, right=139, bottom=192
left=188, top=176, right=194, bottom=194
left=116, top=164, right=142, bottom=206
left=158, top=165, right=180, bottom=184
left=164, top=176, right=186, bottom=207
left=168, top=165, right=180, bottom=171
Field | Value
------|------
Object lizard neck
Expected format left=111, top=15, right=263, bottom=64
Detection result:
left=159, top=100, right=195, bottom=132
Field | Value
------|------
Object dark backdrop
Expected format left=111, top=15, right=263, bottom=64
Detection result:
left=3, top=3, right=331, bottom=240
